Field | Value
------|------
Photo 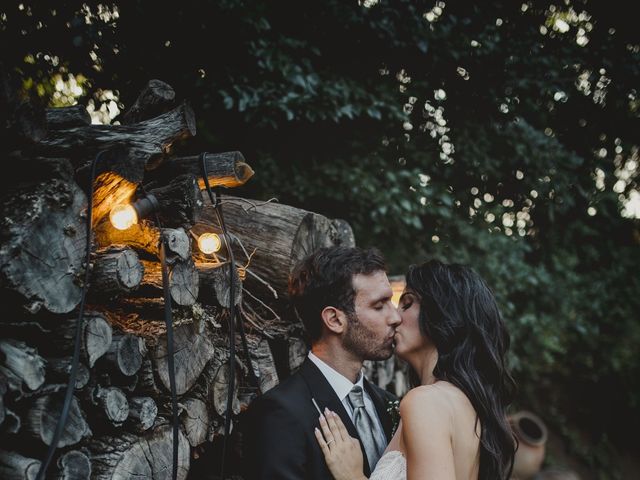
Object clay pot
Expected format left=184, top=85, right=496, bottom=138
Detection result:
left=509, top=410, right=548, bottom=480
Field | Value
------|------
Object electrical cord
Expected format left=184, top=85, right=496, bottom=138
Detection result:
left=36, top=150, right=104, bottom=480
left=199, top=152, right=259, bottom=479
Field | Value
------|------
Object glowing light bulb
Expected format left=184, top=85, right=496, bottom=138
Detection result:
left=110, top=204, right=138, bottom=230
left=198, top=233, right=221, bottom=254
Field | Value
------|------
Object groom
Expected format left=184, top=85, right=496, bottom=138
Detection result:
left=243, top=246, right=401, bottom=479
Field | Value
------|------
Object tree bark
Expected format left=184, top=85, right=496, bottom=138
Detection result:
left=127, top=396, right=157, bottom=432
left=46, top=105, right=91, bottom=129
left=139, top=259, right=200, bottom=306
left=179, top=397, right=209, bottom=447
left=40, top=102, right=196, bottom=224
left=91, top=246, right=144, bottom=297
left=146, top=174, right=204, bottom=229
left=149, top=151, right=254, bottom=189
left=194, top=195, right=354, bottom=304
left=95, top=224, right=190, bottom=264
left=38, top=101, right=196, bottom=167
left=25, top=393, right=91, bottom=447
left=288, top=336, right=309, bottom=374
left=94, top=386, right=130, bottom=426
left=45, top=357, right=90, bottom=390
left=100, top=333, right=145, bottom=377
left=0, top=157, right=86, bottom=314
left=46, top=313, right=113, bottom=368
left=196, top=262, right=242, bottom=308
left=0, top=339, right=46, bottom=391
left=212, top=363, right=240, bottom=418
left=0, top=449, right=41, bottom=480
left=1, top=408, right=20, bottom=434
left=121, top=79, right=176, bottom=125
left=55, top=449, right=91, bottom=480
left=151, top=322, right=215, bottom=395
left=247, top=335, right=279, bottom=398
left=89, top=424, right=190, bottom=480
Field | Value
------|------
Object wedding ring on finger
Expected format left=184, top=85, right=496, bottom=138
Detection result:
left=326, top=439, right=334, bottom=446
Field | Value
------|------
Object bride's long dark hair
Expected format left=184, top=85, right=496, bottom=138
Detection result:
left=405, top=260, right=517, bottom=480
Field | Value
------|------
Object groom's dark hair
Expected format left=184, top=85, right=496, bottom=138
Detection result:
left=288, top=246, right=386, bottom=343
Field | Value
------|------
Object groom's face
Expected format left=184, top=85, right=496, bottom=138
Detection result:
left=342, top=270, right=401, bottom=361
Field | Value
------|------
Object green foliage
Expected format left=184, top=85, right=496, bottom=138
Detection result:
left=2, top=1, right=639, bottom=477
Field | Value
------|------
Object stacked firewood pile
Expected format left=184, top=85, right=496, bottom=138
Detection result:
left=0, top=75, right=363, bottom=479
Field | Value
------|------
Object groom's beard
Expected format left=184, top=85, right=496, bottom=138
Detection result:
left=342, top=311, right=394, bottom=361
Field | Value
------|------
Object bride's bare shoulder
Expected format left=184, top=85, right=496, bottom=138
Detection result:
left=400, top=382, right=472, bottom=417
left=399, top=383, right=455, bottom=419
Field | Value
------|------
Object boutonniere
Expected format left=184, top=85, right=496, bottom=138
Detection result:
left=385, top=399, right=401, bottom=435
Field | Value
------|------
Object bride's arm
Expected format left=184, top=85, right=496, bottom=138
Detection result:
left=400, top=387, right=456, bottom=480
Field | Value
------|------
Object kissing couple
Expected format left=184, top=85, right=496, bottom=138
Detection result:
left=243, top=246, right=517, bottom=480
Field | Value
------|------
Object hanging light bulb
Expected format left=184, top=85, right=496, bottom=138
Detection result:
left=110, top=204, right=138, bottom=230
left=109, top=194, right=160, bottom=231
left=197, top=232, right=222, bottom=254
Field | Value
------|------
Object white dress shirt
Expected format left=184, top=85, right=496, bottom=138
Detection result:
left=308, top=352, right=387, bottom=449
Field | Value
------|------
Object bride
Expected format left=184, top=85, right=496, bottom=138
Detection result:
left=314, top=260, right=517, bottom=480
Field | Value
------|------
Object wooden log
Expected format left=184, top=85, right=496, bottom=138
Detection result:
left=179, top=397, right=209, bottom=447
left=89, top=424, right=190, bottom=480
left=0, top=365, right=22, bottom=396
left=121, top=79, right=176, bottom=125
left=196, top=262, right=242, bottom=307
left=135, top=357, right=162, bottom=398
left=364, top=357, right=396, bottom=389
left=127, top=396, right=157, bottom=432
left=248, top=336, right=279, bottom=395
left=0, top=157, right=86, bottom=314
left=0, top=449, right=41, bottom=480
left=91, top=246, right=144, bottom=297
left=38, top=101, right=196, bottom=166
left=45, top=357, right=90, bottom=390
left=94, top=386, right=129, bottom=426
left=41, top=102, right=196, bottom=224
left=25, top=394, right=91, bottom=447
left=100, top=333, right=145, bottom=377
left=330, top=218, right=356, bottom=247
left=95, top=224, right=190, bottom=264
left=55, top=449, right=91, bottom=480
left=0, top=372, right=6, bottom=426
left=0, top=339, right=46, bottom=391
left=149, top=151, right=254, bottom=189
left=212, top=363, right=240, bottom=418
left=46, top=105, right=91, bottom=129
left=1, top=408, right=20, bottom=434
left=146, top=174, right=203, bottom=229
left=46, top=313, right=113, bottom=368
left=193, top=195, right=354, bottom=304
left=289, top=336, right=308, bottom=374
left=139, top=259, right=199, bottom=306
left=151, top=322, right=215, bottom=395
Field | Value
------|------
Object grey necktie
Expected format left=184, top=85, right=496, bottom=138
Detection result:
left=347, top=385, right=386, bottom=471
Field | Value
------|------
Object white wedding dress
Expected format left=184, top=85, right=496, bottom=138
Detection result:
left=370, top=450, right=407, bottom=480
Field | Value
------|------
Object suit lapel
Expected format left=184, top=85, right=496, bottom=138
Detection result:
left=299, top=359, right=359, bottom=440
left=299, top=358, right=373, bottom=476
left=364, top=379, right=394, bottom=441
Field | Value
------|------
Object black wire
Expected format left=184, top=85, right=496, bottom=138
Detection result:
left=200, top=153, right=260, bottom=479
left=36, top=150, right=104, bottom=480
left=159, top=236, right=180, bottom=480
left=140, top=185, right=180, bottom=480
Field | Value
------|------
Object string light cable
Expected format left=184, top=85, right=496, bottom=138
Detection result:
left=199, top=152, right=260, bottom=479
left=36, top=150, right=105, bottom=480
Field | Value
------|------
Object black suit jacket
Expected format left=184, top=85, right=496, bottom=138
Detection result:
left=242, top=358, right=396, bottom=480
